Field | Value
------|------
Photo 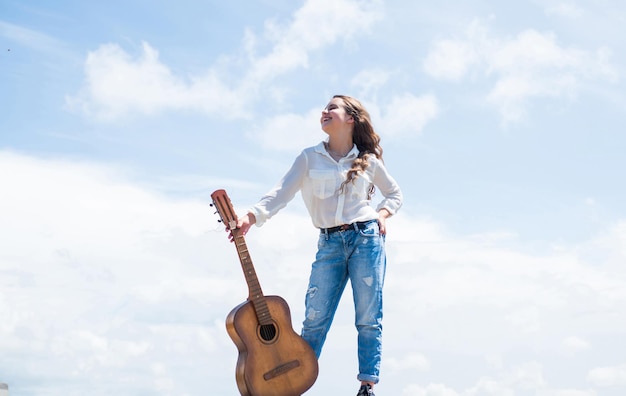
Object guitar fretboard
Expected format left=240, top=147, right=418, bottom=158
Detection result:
left=233, top=231, right=273, bottom=326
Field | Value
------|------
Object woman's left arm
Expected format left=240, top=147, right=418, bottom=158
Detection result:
left=372, top=159, right=403, bottom=235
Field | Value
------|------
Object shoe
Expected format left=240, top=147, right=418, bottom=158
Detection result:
left=357, top=383, right=375, bottom=396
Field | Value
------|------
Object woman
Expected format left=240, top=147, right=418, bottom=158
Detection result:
left=234, top=95, right=402, bottom=396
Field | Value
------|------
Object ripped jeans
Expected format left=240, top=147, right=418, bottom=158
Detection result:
left=301, top=219, right=386, bottom=384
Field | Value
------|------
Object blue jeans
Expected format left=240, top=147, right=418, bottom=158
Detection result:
left=301, top=219, right=386, bottom=384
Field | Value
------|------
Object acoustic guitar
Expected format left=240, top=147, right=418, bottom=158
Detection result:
left=211, top=189, right=318, bottom=396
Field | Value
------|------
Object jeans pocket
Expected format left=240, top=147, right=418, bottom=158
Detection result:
left=358, top=221, right=380, bottom=237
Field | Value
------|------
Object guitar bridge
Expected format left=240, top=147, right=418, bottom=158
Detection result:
left=263, top=360, right=301, bottom=381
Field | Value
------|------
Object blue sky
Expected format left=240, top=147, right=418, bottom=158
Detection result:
left=1, top=0, right=626, bottom=395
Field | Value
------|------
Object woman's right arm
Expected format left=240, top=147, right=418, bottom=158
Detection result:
left=246, top=150, right=308, bottom=227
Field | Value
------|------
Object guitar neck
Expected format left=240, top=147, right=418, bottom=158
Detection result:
left=231, top=228, right=273, bottom=326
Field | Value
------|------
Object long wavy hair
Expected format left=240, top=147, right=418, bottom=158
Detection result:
left=334, top=95, right=383, bottom=197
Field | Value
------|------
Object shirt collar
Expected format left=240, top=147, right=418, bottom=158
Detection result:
left=315, top=141, right=359, bottom=159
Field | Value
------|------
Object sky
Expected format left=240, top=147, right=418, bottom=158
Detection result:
left=1, top=0, right=626, bottom=395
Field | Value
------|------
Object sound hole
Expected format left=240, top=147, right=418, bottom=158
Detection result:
left=259, top=323, right=277, bottom=342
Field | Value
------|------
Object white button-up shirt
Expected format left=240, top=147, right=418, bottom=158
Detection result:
left=250, top=141, right=403, bottom=229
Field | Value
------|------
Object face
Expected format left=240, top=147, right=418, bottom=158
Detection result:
left=320, top=97, right=353, bottom=133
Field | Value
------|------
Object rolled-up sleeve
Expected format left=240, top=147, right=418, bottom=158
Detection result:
left=373, top=159, right=403, bottom=215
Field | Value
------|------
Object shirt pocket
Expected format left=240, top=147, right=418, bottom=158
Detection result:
left=309, top=169, right=337, bottom=199
left=351, top=173, right=373, bottom=200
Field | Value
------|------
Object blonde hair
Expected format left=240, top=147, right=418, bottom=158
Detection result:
left=333, top=95, right=383, bottom=197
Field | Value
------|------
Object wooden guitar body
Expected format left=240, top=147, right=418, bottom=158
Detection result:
left=226, top=296, right=318, bottom=396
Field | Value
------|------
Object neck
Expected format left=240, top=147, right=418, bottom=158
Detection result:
left=325, top=141, right=352, bottom=158
left=326, top=133, right=353, bottom=153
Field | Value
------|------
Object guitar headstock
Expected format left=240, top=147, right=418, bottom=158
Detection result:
left=210, top=189, right=238, bottom=231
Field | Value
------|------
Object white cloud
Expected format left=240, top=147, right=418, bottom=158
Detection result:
left=67, top=0, right=384, bottom=122
left=2, top=150, right=626, bottom=395
left=0, top=151, right=240, bottom=394
left=65, top=41, right=244, bottom=121
left=465, top=377, right=516, bottom=396
left=593, top=221, right=626, bottom=266
left=387, top=213, right=626, bottom=316
left=563, top=335, right=591, bottom=354
left=376, top=93, right=439, bottom=137
left=403, top=383, right=460, bottom=396
left=423, top=38, right=480, bottom=81
left=588, top=364, right=626, bottom=387
left=504, top=361, right=546, bottom=390
left=248, top=108, right=323, bottom=152
left=385, top=352, right=431, bottom=372
left=245, top=0, right=383, bottom=82
left=536, top=389, right=598, bottom=396
left=404, top=380, right=600, bottom=396
left=350, top=68, right=392, bottom=97
left=423, top=19, right=618, bottom=122
left=505, top=305, right=542, bottom=333
left=403, top=363, right=599, bottom=396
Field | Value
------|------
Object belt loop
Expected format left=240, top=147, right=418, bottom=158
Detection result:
left=324, top=227, right=329, bottom=240
left=352, top=222, right=359, bottom=232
